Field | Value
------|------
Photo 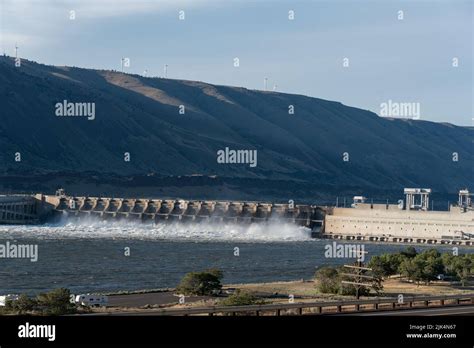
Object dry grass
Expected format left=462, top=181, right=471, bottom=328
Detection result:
left=226, top=278, right=474, bottom=301
left=90, top=278, right=474, bottom=313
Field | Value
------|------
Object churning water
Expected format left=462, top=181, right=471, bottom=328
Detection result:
left=0, top=218, right=471, bottom=294
left=0, top=218, right=313, bottom=242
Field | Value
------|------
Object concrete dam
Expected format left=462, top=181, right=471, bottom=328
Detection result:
left=0, top=188, right=473, bottom=246
left=10, top=192, right=325, bottom=230
left=0, top=195, right=42, bottom=224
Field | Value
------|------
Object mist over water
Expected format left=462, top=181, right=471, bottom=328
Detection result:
left=0, top=218, right=313, bottom=242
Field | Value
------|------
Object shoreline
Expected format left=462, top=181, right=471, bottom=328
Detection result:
left=92, top=278, right=474, bottom=313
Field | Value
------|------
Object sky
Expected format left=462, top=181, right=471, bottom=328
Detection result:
left=1, top=0, right=472, bottom=126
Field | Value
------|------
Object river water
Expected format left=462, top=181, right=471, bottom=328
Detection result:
left=0, top=218, right=471, bottom=295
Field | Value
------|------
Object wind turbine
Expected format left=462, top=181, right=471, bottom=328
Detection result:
left=15, top=43, right=18, bottom=59
left=264, top=77, right=268, bottom=91
left=164, top=64, right=168, bottom=78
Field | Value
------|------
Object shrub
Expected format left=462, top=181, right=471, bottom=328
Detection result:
left=340, top=283, right=370, bottom=296
left=36, top=288, right=76, bottom=315
left=315, top=266, right=340, bottom=294
left=7, top=294, right=37, bottom=314
left=176, top=269, right=223, bottom=296
left=220, top=290, right=265, bottom=306
left=2, top=289, right=76, bottom=315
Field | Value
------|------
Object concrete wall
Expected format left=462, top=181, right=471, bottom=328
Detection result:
left=0, top=195, right=40, bottom=224
left=325, top=206, right=474, bottom=240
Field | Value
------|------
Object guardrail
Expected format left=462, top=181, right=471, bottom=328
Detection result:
left=124, top=293, right=474, bottom=316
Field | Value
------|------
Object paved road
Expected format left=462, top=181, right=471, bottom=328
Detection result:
left=107, top=289, right=277, bottom=308
left=108, top=292, right=211, bottom=307
left=342, top=305, right=474, bottom=316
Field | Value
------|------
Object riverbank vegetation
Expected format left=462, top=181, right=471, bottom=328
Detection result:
left=220, top=289, right=265, bottom=306
left=0, top=288, right=77, bottom=315
left=313, top=247, right=474, bottom=296
left=368, top=247, right=474, bottom=286
left=314, top=265, right=383, bottom=296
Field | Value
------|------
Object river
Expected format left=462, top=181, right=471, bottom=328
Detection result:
left=0, top=218, right=471, bottom=294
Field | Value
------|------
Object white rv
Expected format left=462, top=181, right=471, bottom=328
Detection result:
left=75, top=294, right=108, bottom=307
left=0, top=294, right=19, bottom=306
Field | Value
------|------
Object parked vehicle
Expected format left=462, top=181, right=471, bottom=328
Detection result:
left=436, top=274, right=455, bottom=281
left=75, top=294, right=108, bottom=307
left=0, top=294, right=19, bottom=306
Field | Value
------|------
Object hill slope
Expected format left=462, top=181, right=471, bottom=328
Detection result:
left=0, top=56, right=472, bottom=195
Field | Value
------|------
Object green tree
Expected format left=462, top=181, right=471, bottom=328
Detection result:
left=36, top=288, right=76, bottom=315
left=451, top=255, right=472, bottom=286
left=176, top=269, right=223, bottom=296
left=401, top=246, right=418, bottom=258
left=441, top=253, right=456, bottom=276
left=369, top=253, right=404, bottom=278
left=399, top=253, right=441, bottom=285
left=421, top=248, right=441, bottom=260
left=399, top=258, right=418, bottom=282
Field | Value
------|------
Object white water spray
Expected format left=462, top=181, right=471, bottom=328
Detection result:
left=0, top=218, right=313, bottom=242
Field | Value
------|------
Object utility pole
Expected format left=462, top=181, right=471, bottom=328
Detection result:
left=341, top=251, right=373, bottom=300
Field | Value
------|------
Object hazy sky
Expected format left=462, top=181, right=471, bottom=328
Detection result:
left=1, top=0, right=472, bottom=125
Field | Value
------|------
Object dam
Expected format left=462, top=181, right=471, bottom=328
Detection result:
left=0, top=188, right=472, bottom=246
left=322, top=189, right=474, bottom=245
left=23, top=189, right=325, bottom=230
left=0, top=195, right=46, bottom=224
